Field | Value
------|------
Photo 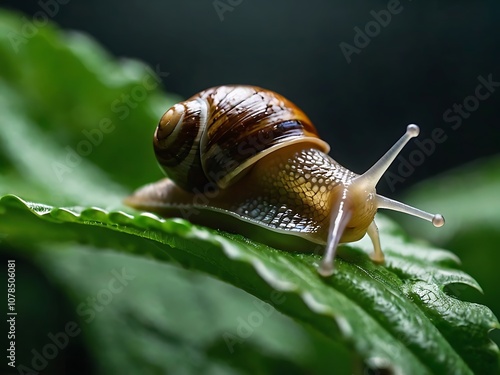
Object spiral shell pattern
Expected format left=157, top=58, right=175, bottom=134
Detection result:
left=154, top=85, right=329, bottom=192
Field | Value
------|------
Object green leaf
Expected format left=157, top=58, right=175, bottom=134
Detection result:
left=0, top=9, right=181, bottom=202
left=32, top=244, right=350, bottom=375
left=1, top=194, right=498, bottom=374
left=398, top=155, right=500, bottom=368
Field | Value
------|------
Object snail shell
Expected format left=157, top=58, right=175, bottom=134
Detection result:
left=153, top=85, right=329, bottom=191
left=126, top=85, right=444, bottom=276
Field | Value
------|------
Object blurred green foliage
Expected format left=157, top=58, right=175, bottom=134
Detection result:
left=399, top=156, right=500, bottom=354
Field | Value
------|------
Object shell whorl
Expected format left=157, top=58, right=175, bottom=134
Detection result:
left=154, top=85, right=330, bottom=192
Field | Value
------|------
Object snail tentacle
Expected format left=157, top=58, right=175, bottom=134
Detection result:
left=366, top=220, right=383, bottom=263
left=319, top=189, right=353, bottom=277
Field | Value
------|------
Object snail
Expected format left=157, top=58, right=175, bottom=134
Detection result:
left=125, top=85, right=444, bottom=276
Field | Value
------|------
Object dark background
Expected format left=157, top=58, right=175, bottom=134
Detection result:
left=3, top=0, right=499, bottom=195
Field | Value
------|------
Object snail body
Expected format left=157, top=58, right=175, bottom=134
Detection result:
left=126, top=85, right=444, bottom=276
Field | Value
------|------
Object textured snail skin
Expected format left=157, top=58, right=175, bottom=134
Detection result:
left=126, top=143, right=376, bottom=250
left=126, top=85, right=444, bottom=276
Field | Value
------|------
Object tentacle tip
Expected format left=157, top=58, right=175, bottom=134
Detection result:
left=432, top=214, right=445, bottom=227
left=406, top=124, right=420, bottom=137
left=318, top=263, right=334, bottom=277
left=370, top=253, right=385, bottom=264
